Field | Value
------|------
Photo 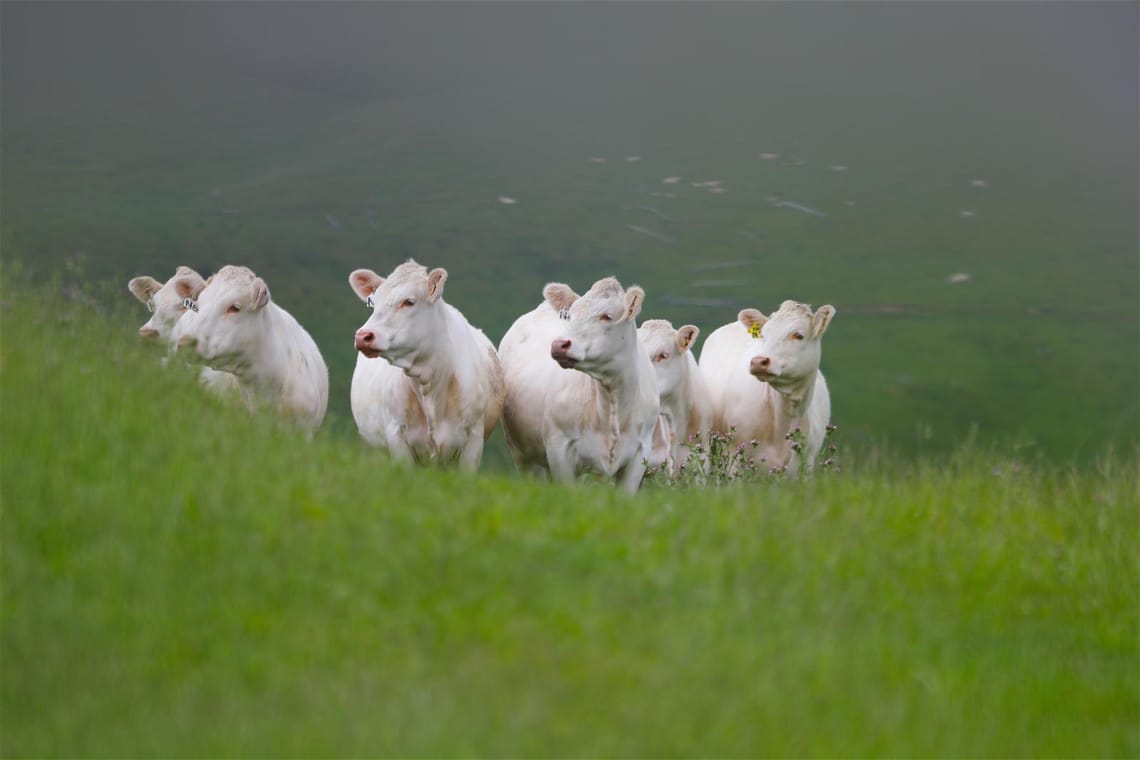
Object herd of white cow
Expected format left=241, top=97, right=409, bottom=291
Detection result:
left=128, top=261, right=834, bottom=492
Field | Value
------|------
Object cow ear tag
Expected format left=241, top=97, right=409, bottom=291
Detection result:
left=748, top=323, right=761, bottom=339
left=365, top=296, right=374, bottom=309
left=559, top=309, right=571, bottom=321
left=183, top=298, right=199, bottom=312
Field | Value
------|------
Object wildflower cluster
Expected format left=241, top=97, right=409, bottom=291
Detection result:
left=643, top=423, right=841, bottom=489
left=820, top=423, right=840, bottom=473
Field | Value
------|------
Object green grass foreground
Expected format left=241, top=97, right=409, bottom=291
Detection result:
left=2, top=283, right=1137, bottom=757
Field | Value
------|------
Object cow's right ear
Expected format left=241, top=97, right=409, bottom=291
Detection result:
left=172, top=273, right=207, bottom=301
left=128, top=276, right=162, bottom=304
left=738, top=308, right=768, bottom=336
left=349, top=269, right=384, bottom=303
left=543, top=283, right=579, bottom=313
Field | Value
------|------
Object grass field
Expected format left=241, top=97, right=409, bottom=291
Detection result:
left=2, top=275, right=1136, bottom=757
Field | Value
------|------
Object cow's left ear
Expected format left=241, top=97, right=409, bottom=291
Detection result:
left=426, top=268, right=448, bottom=302
left=811, top=305, right=835, bottom=338
left=250, top=278, right=271, bottom=310
left=622, top=286, right=645, bottom=322
left=675, top=324, right=699, bottom=353
left=172, top=272, right=207, bottom=301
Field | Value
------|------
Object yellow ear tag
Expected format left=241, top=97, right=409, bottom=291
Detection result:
left=748, top=323, right=762, bottom=339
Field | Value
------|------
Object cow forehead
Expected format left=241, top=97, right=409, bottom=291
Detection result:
left=765, top=303, right=813, bottom=333
left=214, top=265, right=257, bottom=282
left=638, top=320, right=676, bottom=347
left=154, top=278, right=185, bottom=306
left=571, top=277, right=625, bottom=315
left=375, top=261, right=429, bottom=297
left=200, top=266, right=257, bottom=301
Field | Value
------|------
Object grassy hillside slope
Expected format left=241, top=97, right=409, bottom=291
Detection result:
left=2, top=280, right=1136, bottom=756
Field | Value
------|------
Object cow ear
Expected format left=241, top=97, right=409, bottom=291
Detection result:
left=128, top=276, right=162, bottom=303
left=812, top=305, right=836, bottom=338
left=250, top=278, right=271, bottom=310
left=738, top=308, right=768, bottom=333
left=543, top=283, right=579, bottom=313
left=425, top=268, right=448, bottom=302
left=675, top=324, right=699, bottom=353
left=622, top=286, right=645, bottom=322
left=172, top=273, right=207, bottom=301
left=349, top=269, right=384, bottom=302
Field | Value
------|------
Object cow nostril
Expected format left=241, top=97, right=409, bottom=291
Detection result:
left=552, top=339, right=572, bottom=353
left=356, top=331, right=375, bottom=344
left=750, top=355, right=771, bottom=373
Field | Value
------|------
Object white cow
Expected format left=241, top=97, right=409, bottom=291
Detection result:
left=499, top=277, right=660, bottom=493
left=350, top=260, right=504, bottom=470
left=637, top=319, right=712, bottom=474
left=172, top=265, right=328, bottom=433
left=127, top=266, right=240, bottom=396
left=699, top=300, right=835, bottom=472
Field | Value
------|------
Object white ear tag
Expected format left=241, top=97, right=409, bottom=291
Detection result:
left=146, top=298, right=155, bottom=313
left=183, top=298, right=198, bottom=312
left=558, top=309, right=571, bottom=321
left=365, top=296, right=375, bottom=309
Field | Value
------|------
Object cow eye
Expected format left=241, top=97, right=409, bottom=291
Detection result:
left=791, top=332, right=805, bottom=341
left=656, top=352, right=669, bottom=362
left=401, top=298, right=416, bottom=309
left=227, top=304, right=241, bottom=314
left=598, top=314, right=612, bottom=322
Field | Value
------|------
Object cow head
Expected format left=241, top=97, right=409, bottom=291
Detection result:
left=546, top=277, right=644, bottom=377
left=173, top=265, right=272, bottom=371
left=351, top=260, right=447, bottom=365
left=637, top=319, right=699, bottom=402
left=127, top=266, right=206, bottom=341
left=738, top=300, right=835, bottom=390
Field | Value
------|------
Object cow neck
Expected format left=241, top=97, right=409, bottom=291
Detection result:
left=592, top=336, right=644, bottom=429
left=401, top=306, right=462, bottom=431
left=591, top=335, right=649, bottom=469
left=767, top=369, right=820, bottom=453
left=389, top=306, right=442, bottom=384
left=659, top=362, right=694, bottom=441
left=240, top=304, right=286, bottom=398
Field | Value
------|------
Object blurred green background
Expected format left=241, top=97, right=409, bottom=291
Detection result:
left=3, top=1, right=1137, bottom=459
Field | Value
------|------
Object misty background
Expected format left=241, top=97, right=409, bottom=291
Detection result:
left=2, top=1, right=1137, bottom=459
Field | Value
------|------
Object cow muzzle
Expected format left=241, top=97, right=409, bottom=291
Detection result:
left=551, top=338, right=578, bottom=369
left=355, top=329, right=384, bottom=358
left=749, top=355, right=775, bottom=380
